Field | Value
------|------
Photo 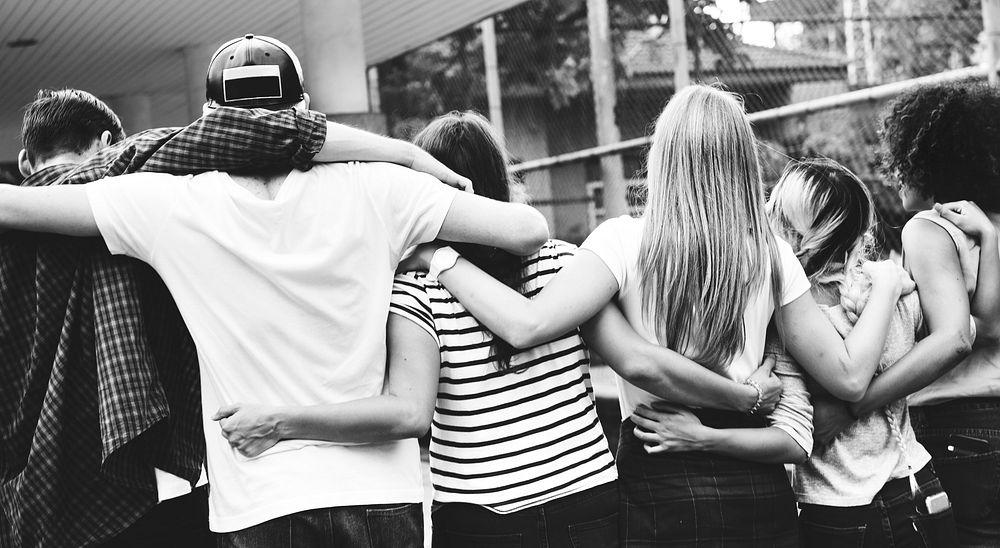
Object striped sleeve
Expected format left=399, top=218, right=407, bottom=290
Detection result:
left=390, top=272, right=440, bottom=346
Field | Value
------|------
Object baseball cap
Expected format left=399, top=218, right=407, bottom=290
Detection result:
left=206, top=34, right=304, bottom=108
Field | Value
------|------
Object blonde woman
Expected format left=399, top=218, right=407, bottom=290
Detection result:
left=402, top=85, right=911, bottom=546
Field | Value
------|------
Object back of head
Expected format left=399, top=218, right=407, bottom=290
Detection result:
left=21, top=88, right=125, bottom=164
left=205, top=34, right=305, bottom=110
left=638, top=84, right=782, bottom=371
left=767, top=158, right=875, bottom=284
left=879, top=81, right=1000, bottom=212
left=413, top=111, right=527, bottom=370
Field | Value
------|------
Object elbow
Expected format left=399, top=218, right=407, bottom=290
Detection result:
left=787, top=446, right=809, bottom=465
left=947, top=330, right=974, bottom=362
left=506, top=317, right=549, bottom=349
left=510, top=207, right=549, bottom=255
left=395, top=404, right=432, bottom=439
left=829, top=372, right=869, bottom=403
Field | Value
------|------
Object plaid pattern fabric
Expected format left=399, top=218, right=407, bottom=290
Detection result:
left=617, top=417, right=799, bottom=547
left=0, top=107, right=326, bottom=548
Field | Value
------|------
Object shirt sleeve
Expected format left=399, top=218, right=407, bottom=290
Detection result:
left=141, top=107, right=327, bottom=174
left=579, top=216, right=633, bottom=291
left=362, top=163, right=459, bottom=254
left=776, top=237, right=811, bottom=306
left=86, top=173, right=185, bottom=262
left=389, top=273, right=440, bottom=346
left=764, top=338, right=814, bottom=457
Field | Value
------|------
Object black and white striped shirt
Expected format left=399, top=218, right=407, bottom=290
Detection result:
left=390, top=241, right=618, bottom=513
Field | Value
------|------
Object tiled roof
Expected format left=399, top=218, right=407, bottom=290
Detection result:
left=621, top=30, right=846, bottom=76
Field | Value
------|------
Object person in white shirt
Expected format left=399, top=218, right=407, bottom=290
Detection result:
left=394, top=84, right=912, bottom=545
left=0, top=37, right=547, bottom=548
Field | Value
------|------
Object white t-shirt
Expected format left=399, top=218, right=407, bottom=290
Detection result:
left=580, top=216, right=811, bottom=418
left=87, top=162, right=457, bottom=532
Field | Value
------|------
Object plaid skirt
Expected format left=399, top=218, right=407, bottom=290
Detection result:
left=618, top=411, right=799, bottom=548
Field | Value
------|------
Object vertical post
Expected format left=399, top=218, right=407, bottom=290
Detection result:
left=587, top=0, right=628, bottom=218
left=668, top=0, right=690, bottom=89
left=367, top=66, right=381, bottom=113
left=300, top=0, right=369, bottom=114
left=983, top=0, right=1000, bottom=84
left=860, top=0, right=879, bottom=84
left=843, top=0, right=860, bottom=86
left=480, top=17, right=505, bottom=141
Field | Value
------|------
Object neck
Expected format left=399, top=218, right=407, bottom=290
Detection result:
left=32, top=151, right=90, bottom=172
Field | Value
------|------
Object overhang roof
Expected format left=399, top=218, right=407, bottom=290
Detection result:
left=0, top=0, right=526, bottom=155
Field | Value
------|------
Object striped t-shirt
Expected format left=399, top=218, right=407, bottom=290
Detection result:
left=390, top=240, right=618, bottom=513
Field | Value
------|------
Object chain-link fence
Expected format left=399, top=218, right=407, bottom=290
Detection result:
left=374, top=0, right=986, bottom=251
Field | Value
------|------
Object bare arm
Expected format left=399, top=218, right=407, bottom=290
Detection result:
left=314, top=121, right=470, bottom=191
left=423, top=248, right=619, bottom=348
left=213, top=315, right=439, bottom=457
left=581, top=303, right=777, bottom=413
left=847, top=220, right=973, bottom=417
left=0, top=184, right=98, bottom=236
left=775, top=261, right=907, bottom=402
left=631, top=404, right=807, bottom=464
left=436, top=192, right=549, bottom=256
left=934, top=201, right=1000, bottom=343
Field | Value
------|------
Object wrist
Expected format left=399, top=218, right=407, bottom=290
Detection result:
left=696, top=425, right=721, bottom=452
left=272, top=408, right=293, bottom=439
left=734, top=382, right=758, bottom=413
left=742, top=378, right=764, bottom=415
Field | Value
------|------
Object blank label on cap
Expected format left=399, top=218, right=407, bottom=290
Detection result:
left=223, top=65, right=282, bottom=102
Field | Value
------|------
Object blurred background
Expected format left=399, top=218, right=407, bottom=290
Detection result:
left=0, top=0, right=990, bottom=254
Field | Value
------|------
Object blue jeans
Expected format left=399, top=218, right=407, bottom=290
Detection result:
left=799, top=463, right=958, bottom=548
left=431, top=481, right=619, bottom=548
left=911, top=398, right=1000, bottom=548
left=216, top=503, right=422, bottom=548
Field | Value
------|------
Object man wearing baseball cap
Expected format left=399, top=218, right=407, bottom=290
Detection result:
left=0, top=37, right=475, bottom=548
left=0, top=34, right=546, bottom=547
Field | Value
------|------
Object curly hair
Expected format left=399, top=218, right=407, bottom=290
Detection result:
left=878, top=82, right=1000, bottom=212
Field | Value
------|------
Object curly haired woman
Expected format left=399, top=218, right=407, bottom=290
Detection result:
left=876, top=81, right=1000, bottom=547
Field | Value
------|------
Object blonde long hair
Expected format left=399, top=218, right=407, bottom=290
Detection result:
left=766, top=158, right=877, bottom=323
left=637, top=85, right=783, bottom=372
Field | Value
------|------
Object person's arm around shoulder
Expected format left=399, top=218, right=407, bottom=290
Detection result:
left=437, top=190, right=549, bottom=255
left=0, top=182, right=99, bottom=236
left=845, top=216, right=975, bottom=417
left=777, top=260, right=909, bottom=402
left=314, top=121, right=470, bottom=191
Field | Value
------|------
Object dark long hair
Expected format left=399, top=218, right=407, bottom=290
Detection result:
left=413, top=111, right=528, bottom=371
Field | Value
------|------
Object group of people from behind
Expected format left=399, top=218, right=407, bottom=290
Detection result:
left=2, top=32, right=999, bottom=548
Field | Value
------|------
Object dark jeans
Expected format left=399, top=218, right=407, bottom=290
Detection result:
left=98, top=486, right=213, bottom=548
left=911, top=398, right=1000, bottom=548
left=798, top=463, right=958, bottom=548
left=618, top=415, right=799, bottom=547
left=217, top=502, right=422, bottom=548
left=431, top=481, right=619, bottom=548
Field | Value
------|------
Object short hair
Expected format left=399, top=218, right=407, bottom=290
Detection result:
left=21, top=89, right=125, bottom=163
left=879, top=82, right=1000, bottom=211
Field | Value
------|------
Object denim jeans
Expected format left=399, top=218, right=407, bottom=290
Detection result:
left=910, top=398, right=1000, bottom=548
left=798, top=463, right=958, bottom=548
left=431, top=481, right=619, bottom=548
left=216, top=503, right=422, bottom=548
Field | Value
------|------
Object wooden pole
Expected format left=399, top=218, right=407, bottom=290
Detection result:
left=983, top=0, right=1000, bottom=84
left=668, top=0, right=690, bottom=89
left=586, top=0, right=628, bottom=218
left=480, top=17, right=505, bottom=140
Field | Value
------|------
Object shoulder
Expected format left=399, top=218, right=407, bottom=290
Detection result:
left=902, top=213, right=964, bottom=262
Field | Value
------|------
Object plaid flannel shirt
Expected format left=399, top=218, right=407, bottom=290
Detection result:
left=0, top=107, right=326, bottom=548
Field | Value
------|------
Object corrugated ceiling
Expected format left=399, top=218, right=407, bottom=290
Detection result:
left=0, top=0, right=526, bottom=155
